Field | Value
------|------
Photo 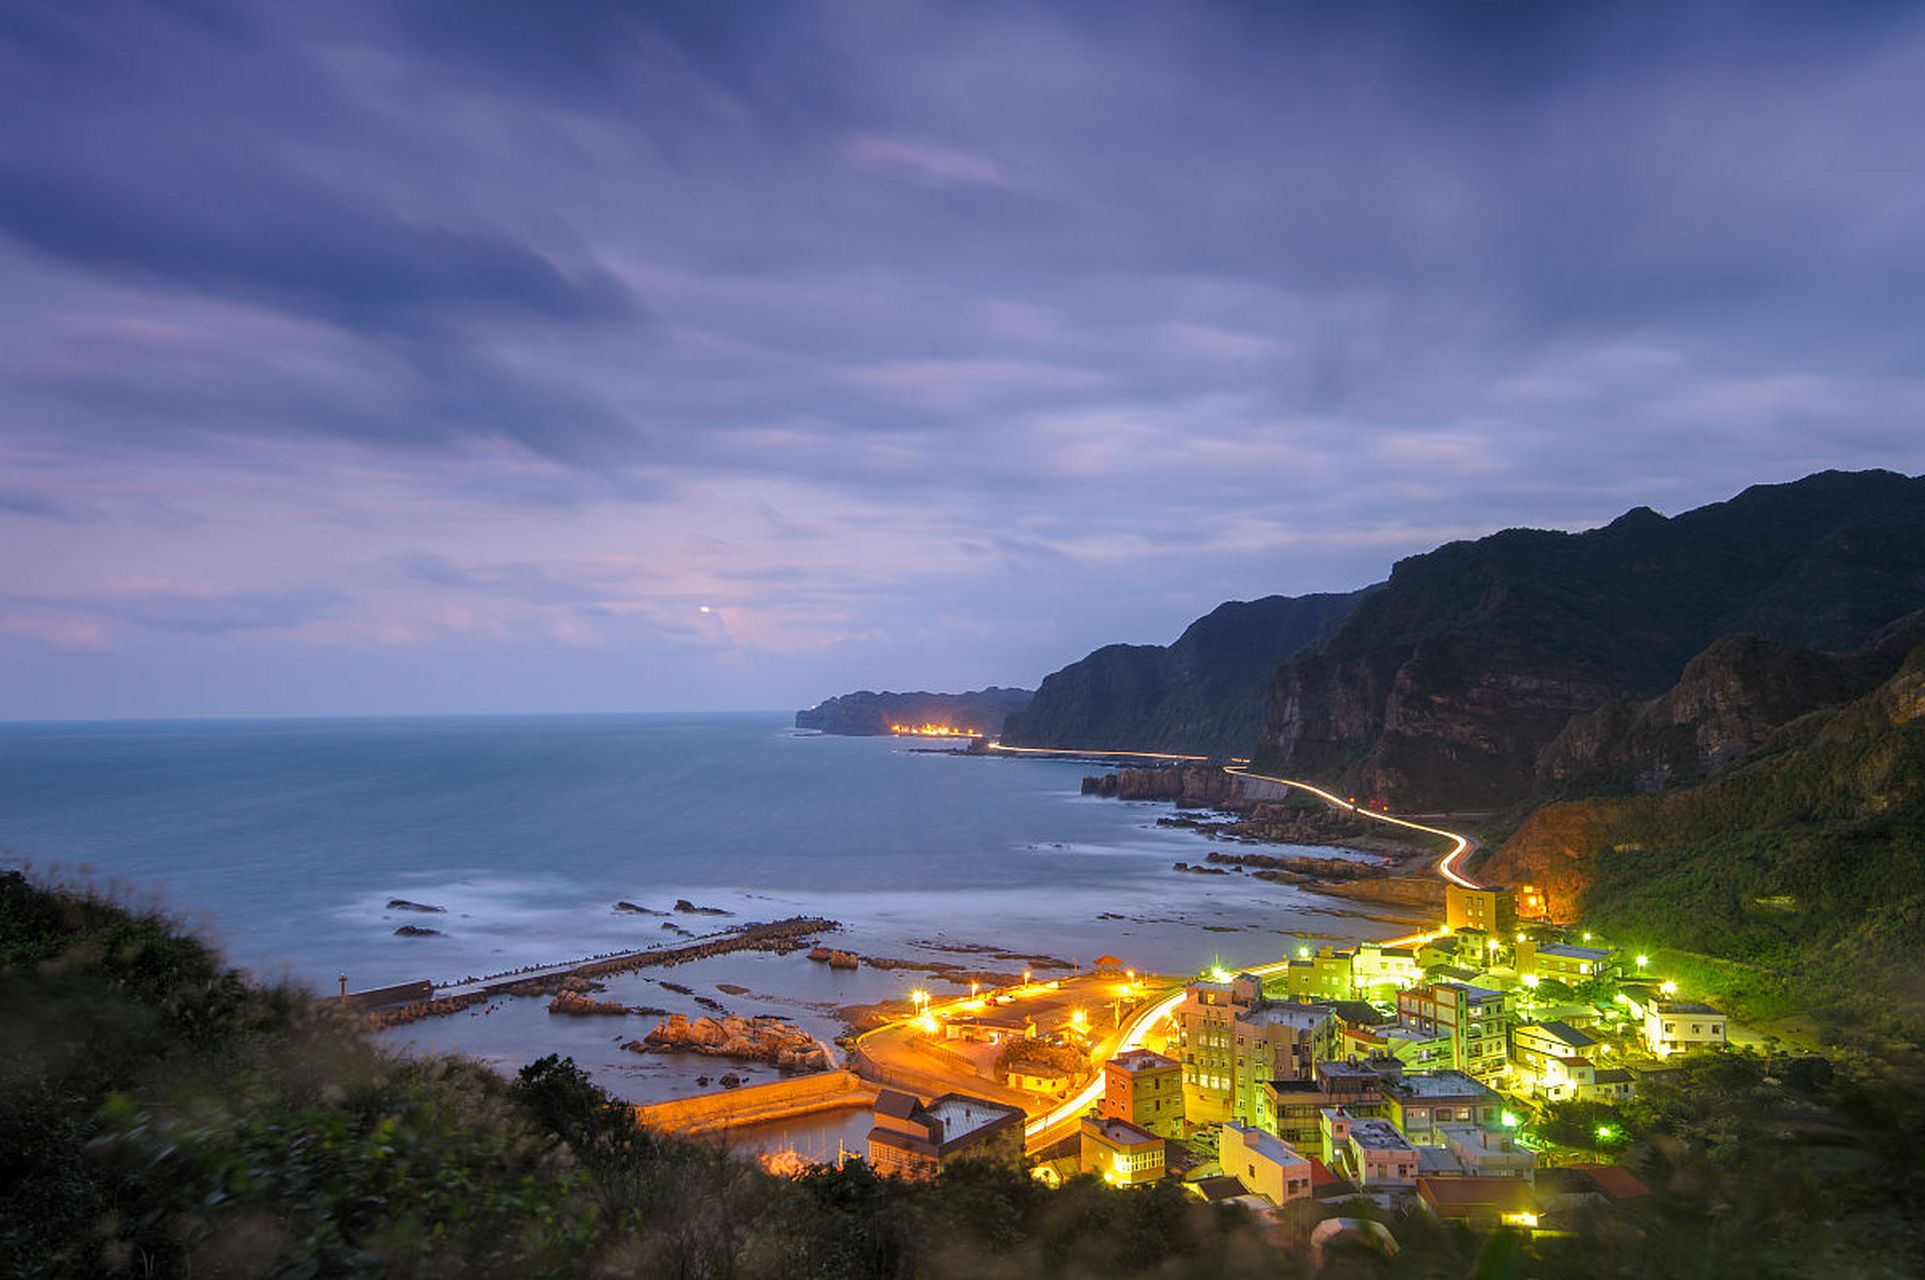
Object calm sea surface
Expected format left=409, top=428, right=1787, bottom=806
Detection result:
left=0, top=713, right=1400, bottom=1106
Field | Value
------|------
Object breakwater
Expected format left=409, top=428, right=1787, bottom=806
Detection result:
left=364, top=917, right=838, bottom=1029
left=635, top=1069, right=878, bottom=1135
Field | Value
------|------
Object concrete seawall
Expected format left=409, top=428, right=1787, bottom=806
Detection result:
left=634, top=1070, right=877, bottom=1136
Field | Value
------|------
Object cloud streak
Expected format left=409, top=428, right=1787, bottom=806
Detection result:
left=2, top=0, right=1923, bottom=716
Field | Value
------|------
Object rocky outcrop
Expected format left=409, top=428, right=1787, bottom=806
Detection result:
left=1003, top=590, right=1369, bottom=759
left=614, top=900, right=668, bottom=915
left=547, top=990, right=631, bottom=1016
left=674, top=899, right=732, bottom=916
left=637, top=1013, right=835, bottom=1072
left=1082, top=765, right=1237, bottom=804
left=386, top=899, right=446, bottom=913
left=795, top=687, right=1032, bottom=736
left=1256, top=470, right=1925, bottom=809
left=393, top=924, right=443, bottom=937
left=808, top=946, right=861, bottom=970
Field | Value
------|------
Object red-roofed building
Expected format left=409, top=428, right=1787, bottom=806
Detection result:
left=1416, top=1175, right=1539, bottom=1229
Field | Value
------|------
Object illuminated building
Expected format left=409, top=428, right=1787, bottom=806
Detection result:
left=1175, top=974, right=1334, bottom=1127
left=1415, top=1176, right=1540, bottom=1229
left=1101, top=1048, right=1183, bottom=1139
left=1515, top=939, right=1615, bottom=982
left=1437, top=1125, right=1534, bottom=1178
left=1445, top=884, right=1517, bottom=936
left=1634, top=998, right=1728, bottom=1058
left=1509, top=1019, right=1598, bottom=1089
left=1380, top=1071, right=1505, bottom=1146
left=1320, top=1107, right=1418, bottom=1186
left=866, top=1090, right=1025, bottom=1180
left=1263, top=1058, right=1402, bottom=1149
left=1394, top=982, right=1511, bottom=1080
left=1079, top=1113, right=1165, bottom=1186
left=1515, top=883, right=1548, bottom=919
left=1283, top=947, right=1353, bottom=1000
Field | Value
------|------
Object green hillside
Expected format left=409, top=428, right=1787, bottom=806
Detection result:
left=1486, top=641, right=1925, bottom=1034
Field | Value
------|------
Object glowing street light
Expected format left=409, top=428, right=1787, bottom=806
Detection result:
left=1297, top=946, right=1311, bottom=959
left=1500, top=1111, right=1520, bottom=1129
left=1635, top=955, right=1650, bottom=970
left=1595, top=1124, right=1617, bottom=1143
left=1660, top=980, right=1678, bottom=996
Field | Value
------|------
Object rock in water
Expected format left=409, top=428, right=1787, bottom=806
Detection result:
left=386, top=899, right=447, bottom=913
left=674, top=899, right=732, bottom=916
left=393, top=924, right=443, bottom=937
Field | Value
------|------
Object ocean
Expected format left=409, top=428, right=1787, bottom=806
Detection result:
left=0, top=712, right=1401, bottom=1122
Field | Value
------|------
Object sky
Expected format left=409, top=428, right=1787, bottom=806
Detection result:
left=3, top=1, right=1924, bottom=719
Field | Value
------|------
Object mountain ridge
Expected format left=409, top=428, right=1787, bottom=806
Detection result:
left=999, top=588, right=1372, bottom=758
left=1252, top=469, right=1925, bottom=809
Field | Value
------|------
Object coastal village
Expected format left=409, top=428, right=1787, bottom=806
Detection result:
left=821, top=874, right=1726, bottom=1252
left=336, top=729, right=1759, bottom=1265
left=542, top=728, right=1753, bottom=1266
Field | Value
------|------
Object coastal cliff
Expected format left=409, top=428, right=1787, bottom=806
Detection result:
left=1000, top=589, right=1369, bottom=758
left=1253, top=470, right=1925, bottom=810
left=794, top=686, right=1032, bottom=736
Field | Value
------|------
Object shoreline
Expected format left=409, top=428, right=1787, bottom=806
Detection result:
left=360, top=780, right=1430, bottom=1125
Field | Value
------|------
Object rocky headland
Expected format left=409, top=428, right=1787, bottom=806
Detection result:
left=795, top=686, right=1033, bottom=737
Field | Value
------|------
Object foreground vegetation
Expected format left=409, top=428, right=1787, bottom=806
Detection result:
left=6, top=868, right=1925, bottom=1278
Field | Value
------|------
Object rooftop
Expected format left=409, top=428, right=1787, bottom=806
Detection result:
left=1416, top=1175, right=1536, bottom=1213
left=1223, top=1120, right=1308, bottom=1167
left=1563, top=1164, right=1652, bottom=1200
left=1537, top=942, right=1613, bottom=962
left=1519, top=1019, right=1598, bottom=1049
left=1243, top=1002, right=1334, bottom=1031
left=1385, top=1070, right=1499, bottom=1102
left=874, top=1089, right=920, bottom=1120
left=1110, top=1048, right=1178, bottom=1073
left=1191, top=1175, right=1248, bottom=1203
left=1322, top=1056, right=1404, bottom=1079
left=923, top=1094, right=1025, bottom=1147
left=1654, top=1000, right=1724, bottom=1016
left=1082, top=1114, right=1160, bottom=1148
left=1346, top=1118, right=1416, bottom=1152
left=1324, top=1000, right=1394, bottom=1027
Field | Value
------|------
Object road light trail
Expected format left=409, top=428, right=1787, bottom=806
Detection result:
left=1222, top=764, right=1479, bottom=890
left=986, top=742, right=1217, bottom=762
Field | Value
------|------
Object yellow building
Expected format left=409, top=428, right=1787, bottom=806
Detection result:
left=1445, top=884, right=1517, bottom=936
left=1101, top=1048, right=1184, bottom=1139
left=1080, top=1114, right=1165, bottom=1186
